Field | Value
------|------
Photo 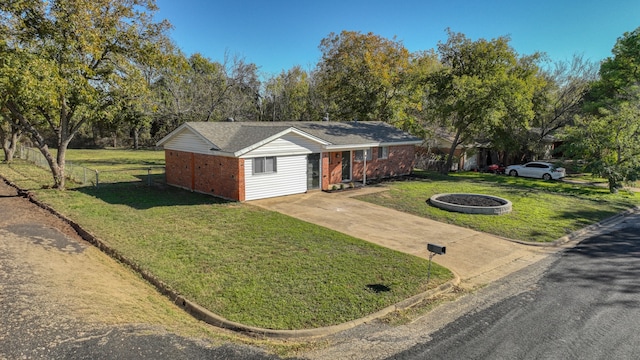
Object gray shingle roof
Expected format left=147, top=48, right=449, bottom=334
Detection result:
left=180, top=121, right=423, bottom=154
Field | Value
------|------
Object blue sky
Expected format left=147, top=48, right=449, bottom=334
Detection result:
left=154, top=0, right=640, bottom=77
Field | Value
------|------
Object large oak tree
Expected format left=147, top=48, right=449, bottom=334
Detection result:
left=425, top=30, right=543, bottom=173
left=0, top=0, right=170, bottom=188
left=315, top=31, right=412, bottom=123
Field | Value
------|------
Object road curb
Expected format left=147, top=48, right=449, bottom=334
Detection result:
left=0, top=176, right=460, bottom=340
left=551, top=205, right=640, bottom=247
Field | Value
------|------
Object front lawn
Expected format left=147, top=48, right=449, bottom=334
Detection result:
left=0, top=154, right=452, bottom=330
left=357, top=171, right=639, bottom=242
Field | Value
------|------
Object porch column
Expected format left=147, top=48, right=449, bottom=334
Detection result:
left=362, top=149, right=367, bottom=186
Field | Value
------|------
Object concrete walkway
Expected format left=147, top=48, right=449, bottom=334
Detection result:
left=251, top=186, right=556, bottom=289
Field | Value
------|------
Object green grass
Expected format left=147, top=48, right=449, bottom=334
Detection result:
left=0, top=150, right=452, bottom=330
left=357, top=170, right=639, bottom=242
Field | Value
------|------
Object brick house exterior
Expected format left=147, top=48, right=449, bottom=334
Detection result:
left=158, top=121, right=423, bottom=201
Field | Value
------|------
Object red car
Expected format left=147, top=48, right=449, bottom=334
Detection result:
left=487, top=164, right=505, bottom=174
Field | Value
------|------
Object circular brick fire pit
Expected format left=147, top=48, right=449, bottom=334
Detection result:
left=428, top=193, right=512, bottom=215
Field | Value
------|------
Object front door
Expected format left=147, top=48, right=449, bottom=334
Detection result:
left=341, top=151, right=351, bottom=181
left=307, top=153, right=320, bottom=189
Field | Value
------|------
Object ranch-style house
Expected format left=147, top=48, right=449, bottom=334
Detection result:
left=157, top=121, right=423, bottom=201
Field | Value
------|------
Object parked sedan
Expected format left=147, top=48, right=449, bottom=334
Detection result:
left=505, top=161, right=566, bottom=180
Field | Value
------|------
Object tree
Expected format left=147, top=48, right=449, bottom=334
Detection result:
left=0, top=0, right=170, bottom=188
left=315, top=31, right=411, bottom=123
left=151, top=53, right=261, bottom=138
left=563, top=27, right=640, bottom=192
left=564, top=94, right=640, bottom=192
left=263, top=66, right=312, bottom=121
left=425, top=30, right=542, bottom=173
left=524, top=55, right=598, bottom=158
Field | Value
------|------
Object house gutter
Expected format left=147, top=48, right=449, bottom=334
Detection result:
left=323, top=140, right=423, bottom=151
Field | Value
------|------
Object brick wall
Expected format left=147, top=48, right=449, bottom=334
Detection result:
left=193, top=154, right=244, bottom=201
left=321, top=153, right=331, bottom=190
left=165, top=150, right=245, bottom=201
left=165, top=150, right=194, bottom=190
left=351, top=145, right=415, bottom=182
left=327, top=151, right=344, bottom=186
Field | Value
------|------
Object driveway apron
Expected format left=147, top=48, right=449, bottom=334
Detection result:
left=251, top=187, right=553, bottom=289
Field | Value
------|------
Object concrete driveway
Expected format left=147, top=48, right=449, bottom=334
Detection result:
left=251, top=186, right=555, bottom=289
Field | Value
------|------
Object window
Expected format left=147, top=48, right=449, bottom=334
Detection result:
left=354, top=148, right=372, bottom=162
left=378, top=146, right=389, bottom=159
left=253, top=157, right=277, bottom=174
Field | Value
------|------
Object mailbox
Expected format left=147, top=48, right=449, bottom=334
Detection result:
left=427, top=243, right=446, bottom=255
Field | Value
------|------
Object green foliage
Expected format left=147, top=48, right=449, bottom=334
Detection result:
left=263, top=66, right=312, bottom=121
left=0, top=0, right=171, bottom=188
left=564, top=100, right=640, bottom=192
left=315, top=31, right=413, bottom=123
left=425, top=30, right=544, bottom=173
left=564, top=26, right=640, bottom=192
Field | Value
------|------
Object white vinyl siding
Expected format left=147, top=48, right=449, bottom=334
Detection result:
left=160, top=128, right=213, bottom=154
left=245, top=155, right=307, bottom=201
left=243, top=133, right=323, bottom=157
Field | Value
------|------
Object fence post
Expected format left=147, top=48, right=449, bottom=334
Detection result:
left=147, top=167, right=152, bottom=186
left=95, top=170, right=99, bottom=187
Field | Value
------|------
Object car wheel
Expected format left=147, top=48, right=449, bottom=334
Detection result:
left=509, top=170, right=518, bottom=177
left=542, top=173, right=552, bottom=180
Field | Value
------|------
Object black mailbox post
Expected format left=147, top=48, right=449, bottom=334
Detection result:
left=426, top=243, right=446, bottom=283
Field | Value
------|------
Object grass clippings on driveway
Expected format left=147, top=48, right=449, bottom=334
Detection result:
left=357, top=171, right=639, bottom=243
left=0, top=156, right=452, bottom=331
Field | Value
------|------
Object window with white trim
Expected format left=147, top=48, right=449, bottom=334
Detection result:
left=378, top=146, right=389, bottom=159
left=253, top=156, right=277, bottom=174
left=354, top=149, right=372, bottom=162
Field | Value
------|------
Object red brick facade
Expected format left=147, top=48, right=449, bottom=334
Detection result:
left=322, top=145, right=416, bottom=188
left=351, top=145, right=415, bottom=182
left=166, top=145, right=415, bottom=199
left=165, top=150, right=245, bottom=201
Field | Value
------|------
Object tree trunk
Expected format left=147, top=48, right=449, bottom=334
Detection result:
left=441, top=130, right=462, bottom=175
left=7, top=101, right=65, bottom=188
left=608, top=177, right=619, bottom=194
left=133, top=127, right=140, bottom=150
left=3, top=130, right=20, bottom=162
left=0, top=120, right=21, bottom=163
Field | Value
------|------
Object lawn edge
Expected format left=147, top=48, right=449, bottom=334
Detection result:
left=1, top=175, right=460, bottom=340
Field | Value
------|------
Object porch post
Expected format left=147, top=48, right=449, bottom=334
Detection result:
left=363, top=149, right=367, bottom=186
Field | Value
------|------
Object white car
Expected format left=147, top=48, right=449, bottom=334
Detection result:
left=505, top=162, right=566, bottom=180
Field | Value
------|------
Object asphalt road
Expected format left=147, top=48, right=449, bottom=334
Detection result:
left=389, top=218, right=640, bottom=360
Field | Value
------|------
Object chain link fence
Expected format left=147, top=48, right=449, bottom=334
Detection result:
left=18, top=146, right=165, bottom=187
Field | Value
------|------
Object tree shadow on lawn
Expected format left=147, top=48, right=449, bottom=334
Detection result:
left=412, top=171, right=613, bottom=198
left=74, top=181, right=230, bottom=210
left=553, top=206, right=633, bottom=227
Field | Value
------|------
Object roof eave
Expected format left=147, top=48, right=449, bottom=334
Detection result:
left=324, top=140, right=422, bottom=150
